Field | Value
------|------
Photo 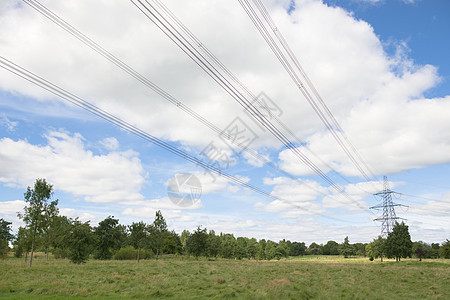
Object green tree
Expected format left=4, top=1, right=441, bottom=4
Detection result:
left=218, top=233, right=236, bottom=259
left=323, top=240, right=340, bottom=255
left=307, top=242, right=322, bottom=255
left=412, top=241, right=431, bottom=261
left=339, top=236, right=354, bottom=258
left=128, top=221, right=148, bottom=262
left=94, top=216, right=121, bottom=260
left=18, top=178, right=58, bottom=267
left=163, top=231, right=182, bottom=254
left=180, top=229, right=190, bottom=254
left=186, top=226, right=208, bottom=258
left=235, top=237, right=247, bottom=260
left=41, top=199, right=59, bottom=261
left=246, top=238, right=259, bottom=259
left=440, top=240, right=450, bottom=259
left=256, top=239, right=266, bottom=260
left=50, top=215, right=72, bottom=259
left=430, top=243, right=440, bottom=258
left=0, top=218, right=13, bottom=259
left=148, top=210, right=168, bottom=258
left=67, top=219, right=95, bottom=264
left=385, top=222, right=412, bottom=261
left=290, top=242, right=307, bottom=256
left=13, top=227, right=32, bottom=259
left=206, top=230, right=221, bottom=258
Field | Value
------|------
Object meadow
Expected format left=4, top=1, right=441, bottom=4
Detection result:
left=1, top=254, right=449, bottom=299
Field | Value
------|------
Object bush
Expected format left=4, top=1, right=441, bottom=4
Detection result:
left=114, top=246, right=155, bottom=260
left=114, top=246, right=137, bottom=260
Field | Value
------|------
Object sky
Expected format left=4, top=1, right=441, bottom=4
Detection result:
left=0, top=0, right=449, bottom=245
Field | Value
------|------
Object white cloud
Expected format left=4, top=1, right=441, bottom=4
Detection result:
left=0, top=114, right=18, bottom=131
left=99, top=137, right=119, bottom=151
left=0, top=130, right=146, bottom=203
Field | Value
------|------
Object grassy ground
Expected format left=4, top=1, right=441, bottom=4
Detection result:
left=1, top=254, right=449, bottom=299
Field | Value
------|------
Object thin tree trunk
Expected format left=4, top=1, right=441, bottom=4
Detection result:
left=29, top=240, right=34, bottom=268
left=137, top=247, right=141, bottom=263
left=46, top=247, right=49, bottom=261
left=380, top=254, right=383, bottom=262
left=25, top=251, right=28, bottom=262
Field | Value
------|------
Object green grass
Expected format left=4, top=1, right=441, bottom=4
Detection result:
left=1, top=254, right=449, bottom=299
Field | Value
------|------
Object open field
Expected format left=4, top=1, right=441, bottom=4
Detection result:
left=1, top=254, right=449, bottom=299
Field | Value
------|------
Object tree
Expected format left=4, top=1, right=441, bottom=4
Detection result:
left=50, top=216, right=72, bottom=259
left=339, top=236, right=354, bottom=258
left=67, top=219, right=95, bottom=264
left=94, top=216, right=121, bottom=260
left=308, top=242, right=322, bottom=255
left=440, top=240, right=450, bottom=259
left=128, top=221, right=148, bottom=262
left=412, top=241, right=431, bottom=261
left=246, top=238, right=259, bottom=260
left=186, top=226, right=208, bottom=258
left=13, top=227, right=32, bottom=259
left=290, top=242, right=307, bottom=256
left=218, top=233, right=236, bottom=259
left=206, top=230, right=221, bottom=258
left=323, top=240, right=340, bottom=255
left=369, top=236, right=386, bottom=262
left=180, top=230, right=190, bottom=254
left=430, top=243, right=440, bottom=258
left=148, top=210, right=169, bottom=258
left=0, top=218, right=13, bottom=259
left=163, top=231, right=182, bottom=255
left=41, top=199, right=59, bottom=261
left=385, top=222, right=412, bottom=261
left=18, top=178, right=58, bottom=267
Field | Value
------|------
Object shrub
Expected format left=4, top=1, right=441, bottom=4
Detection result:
left=114, top=246, right=137, bottom=260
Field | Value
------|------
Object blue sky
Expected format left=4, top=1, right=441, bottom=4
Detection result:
left=0, top=0, right=449, bottom=244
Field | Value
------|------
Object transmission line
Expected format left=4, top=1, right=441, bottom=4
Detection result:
left=239, top=0, right=377, bottom=182
left=22, top=0, right=354, bottom=208
left=131, top=0, right=367, bottom=210
left=0, top=55, right=355, bottom=221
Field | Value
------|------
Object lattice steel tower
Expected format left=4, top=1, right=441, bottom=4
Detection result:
left=370, top=176, right=406, bottom=238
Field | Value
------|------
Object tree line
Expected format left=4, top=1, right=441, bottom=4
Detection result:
left=1, top=179, right=449, bottom=265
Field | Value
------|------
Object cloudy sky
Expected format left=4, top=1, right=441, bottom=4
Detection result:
left=1, top=0, right=449, bottom=245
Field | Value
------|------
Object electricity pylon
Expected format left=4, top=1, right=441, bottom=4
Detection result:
left=370, top=176, right=406, bottom=238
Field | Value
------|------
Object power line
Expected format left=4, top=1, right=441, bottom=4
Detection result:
left=0, top=55, right=353, bottom=222
left=22, top=0, right=354, bottom=209
left=239, top=0, right=377, bottom=182
left=131, top=0, right=368, bottom=210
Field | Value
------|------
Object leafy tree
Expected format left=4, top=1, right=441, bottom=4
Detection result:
left=18, top=178, right=58, bottom=267
left=219, top=233, right=236, bottom=259
left=50, top=216, right=72, bottom=259
left=148, top=210, right=169, bottom=258
left=277, top=239, right=290, bottom=258
left=128, top=221, right=148, bottom=262
left=385, top=222, right=412, bottom=261
left=256, top=239, right=266, bottom=260
left=339, top=236, right=354, bottom=258
left=186, top=226, right=208, bottom=258
left=0, top=218, right=13, bottom=259
left=163, top=231, right=182, bottom=255
left=67, top=219, right=95, bottom=264
left=246, top=238, right=259, bottom=259
left=290, top=242, right=307, bottom=256
left=430, top=243, right=440, bottom=258
left=307, top=242, right=322, bottom=255
left=13, top=227, right=32, bottom=259
left=180, top=230, right=190, bottom=254
left=440, top=240, right=450, bottom=259
left=94, top=216, right=121, bottom=260
left=353, top=243, right=366, bottom=257
left=323, top=240, right=340, bottom=255
left=369, top=236, right=386, bottom=262
left=207, top=230, right=221, bottom=258
left=41, top=199, right=59, bottom=261
left=412, top=241, right=431, bottom=261
left=235, top=237, right=247, bottom=259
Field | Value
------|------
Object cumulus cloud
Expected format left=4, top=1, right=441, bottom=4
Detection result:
left=0, top=130, right=146, bottom=203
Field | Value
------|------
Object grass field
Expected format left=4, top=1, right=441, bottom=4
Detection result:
left=1, top=254, right=449, bottom=299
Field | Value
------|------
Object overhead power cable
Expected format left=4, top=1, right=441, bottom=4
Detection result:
left=131, top=0, right=367, bottom=210
left=0, top=55, right=353, bottom=222
left=23, top=0, right=346, bottom=206
left=239, top=0, right=377, bottom=182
